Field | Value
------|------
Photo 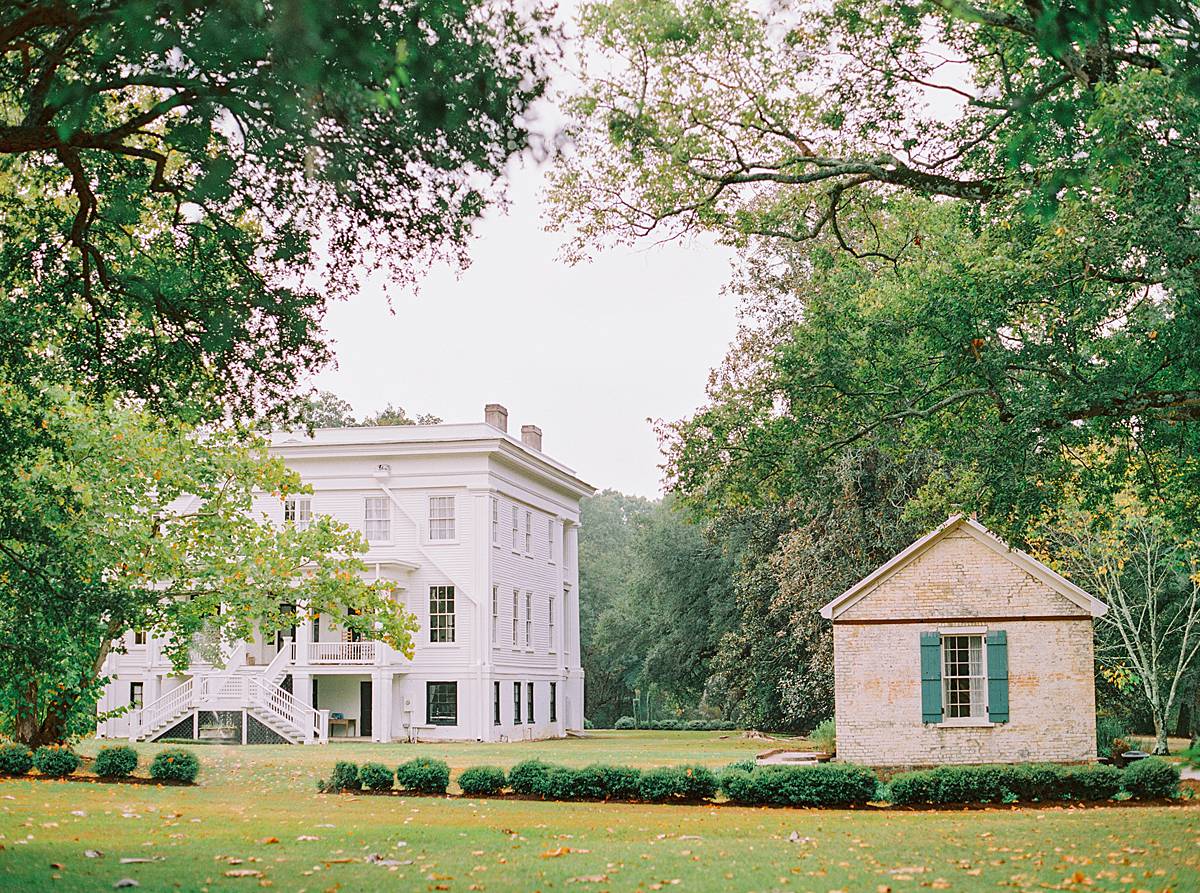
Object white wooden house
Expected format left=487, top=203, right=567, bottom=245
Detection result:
left=820, top=515, right=1107, bottom=767
left=96, top=404, right=593, bottom=744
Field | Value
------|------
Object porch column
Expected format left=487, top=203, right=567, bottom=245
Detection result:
left=378, top=671, right=394, bottom=742
left=372, top=672, right=386, bottom=744
left=293, top=672, right=312, bottom=709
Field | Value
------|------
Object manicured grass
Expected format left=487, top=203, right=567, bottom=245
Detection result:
left=1, top=732, right=1197, bottom=892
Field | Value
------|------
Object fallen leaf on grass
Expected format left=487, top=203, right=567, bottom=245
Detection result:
left=224, top=869, right=265, bottom=878
left=112, top=879, right=139, bottom=888
left=296, top=836, right=319, bottom=842
left=568, top=875, right=610, bottom=884
left=119, top=857, right=160, bottom=864
left=260, top=837, right=279, bottom=845
left=84, top=850, right=103, bottom=859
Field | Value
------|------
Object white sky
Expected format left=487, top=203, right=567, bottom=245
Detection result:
left=311, top=158, right=739, bottom=497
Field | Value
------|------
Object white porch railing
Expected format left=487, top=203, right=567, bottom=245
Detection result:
left=248, top=676, right=328, bottom=743
left=129, top=678, right=194, bottom=741
left=306, top=641, right=376, bottom=664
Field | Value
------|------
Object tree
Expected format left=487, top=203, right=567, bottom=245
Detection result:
left=296, top=392, right=359, bottom=429
left=578, top=490, right=656, bottom=724
left=708, top=446, right=935, bottom=732
left=554, top=0, right=1200, bottom=537
left=360, top=404, right=443, bottom=427
left=1038, top=503, right=1200, bottom=754
left=1, top=0, right=555, bottom=420
left=0, top=387, right=418, bottom=746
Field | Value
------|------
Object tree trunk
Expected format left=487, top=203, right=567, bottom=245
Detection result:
left=1152, top=710, right=1170, bottom=755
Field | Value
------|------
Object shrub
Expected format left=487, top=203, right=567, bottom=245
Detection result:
left=1063, top=764, right=1124, bottom=800
left=723, top=759, right=757, bottom=774
left=1122, top=758, right=1179, bottom=799
left=810, top=718, right=836, bottom=754
left=614, top=716, right=636, bottom=730
left=358, top=762, right=394, bottom=792
left=149, top=748, right=200, bottom=783
left=0, top=743, right=33, bottom=776
left=636, top=765, right=717, bottom=802
left=887, top=763, right=1127, bottom=805
left=542, top=766, right=607, bottom=800
left=720, top=763, right=878, bottom=807
left=507, top=759, right=553, bottom=795
left=94, top=746, right=139, bottom=778
left=33, top=745, right=81, bottom=778
left=584, top=718, right=595, bottom=730
left=396, top=758, right=450, bottom=795
left=319, top=761, right=361, bottom=793
left=458, top=766, right=507, bottom=797
left=590, top=764, right=642, bottom=800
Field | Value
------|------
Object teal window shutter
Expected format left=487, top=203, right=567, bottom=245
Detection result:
left=920, top=631, right=942, bottom=723
left=986, top=630, right=1009, bottom=723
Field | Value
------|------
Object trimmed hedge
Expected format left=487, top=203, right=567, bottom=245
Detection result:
left=591, top=763, right=643, bottom=800
left=33, top=745, right=81, bottom=778
left=719, top=763, right=878, bottom=807
left=0, top=743, right=33, bottom=776
left=887, top=763, right=1131, bottom=805
left=396, top=758, right=450, bottom=795
left=637, top=765, right=718, bottom=802
left=149, top=748, right=200, bottom=783
left=458, top=766, right=507, bottom=797
left=609, top=718, right=739, bottom=732
left=320, top=761, right=361, bottom=793
left=94, top=745, right=139, bottom=778
left=1123, top=758, right=1179, bottom=799
left=543, top=765, right=607, bottom=800
left=359, top=762, right=394, bottom=792
left=507, top=759, right=553, bottom=795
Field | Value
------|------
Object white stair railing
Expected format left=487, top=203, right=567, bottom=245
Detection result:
left=261, top=638, right=295, bottom=686
left=247, top=676, right=327, bottom=743
left=129, top=678, right=194, bottom=741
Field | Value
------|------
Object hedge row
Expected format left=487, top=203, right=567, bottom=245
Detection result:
left=613, top=717, right=740, bottom=732
left=887, top=759, right=1179, bottom=804
left=319, top=758, right=452, bottom=794
left=0, top=743, right=197, bottom=783
left=318, top=757, right=1183, bottom=806
left=719, top=763, right=879, bottom=807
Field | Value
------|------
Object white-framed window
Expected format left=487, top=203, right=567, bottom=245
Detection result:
left=548, top=597, right=555, bottom=652
left=133, top=630, right=146, bottom=646
left=511, top=506, right=519, bottom=551
left=548, top=519, right=556, bottom=562
left=364, top=495, right=390, bottom=541
left=491, top=586, right=499, bottom=645
left=943, top=634, right=986, bottom=719
left=429, top=585, right=455, bottom=643
left=525, top=511, right=532, bottom=554
left=284, top=495, right=312, bottom=531
left=130, top=682, right=143, bottom=707
left=428, top=495, right=455, bottom=540
left=491, top=497, right=499, bottom=545
left=525, top=591, right=533, bottom=649
left=512, top=590, right=519, bottom=646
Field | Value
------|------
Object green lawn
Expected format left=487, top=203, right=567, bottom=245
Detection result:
left=1, top=732, right=1197, bottom=892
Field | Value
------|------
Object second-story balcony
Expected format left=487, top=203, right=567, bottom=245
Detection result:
left=305, top=640, right=378, bottom=664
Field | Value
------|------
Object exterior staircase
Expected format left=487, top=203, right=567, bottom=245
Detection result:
left=127, top=639, right=328, bottom=744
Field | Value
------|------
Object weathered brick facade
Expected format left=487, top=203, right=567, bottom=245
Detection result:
left=826, top=524, right=1100, bottom=767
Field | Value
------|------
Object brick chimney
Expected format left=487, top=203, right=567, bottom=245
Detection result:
left=484, top=403, right=508, bottom=432
left=521, top=424, right=542, bottom=451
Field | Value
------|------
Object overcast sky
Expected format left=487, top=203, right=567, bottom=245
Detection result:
left=310, top=153, right=740, bottom=498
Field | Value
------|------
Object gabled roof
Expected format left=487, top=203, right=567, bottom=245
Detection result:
left=819, top=514, right=1108, bottom=620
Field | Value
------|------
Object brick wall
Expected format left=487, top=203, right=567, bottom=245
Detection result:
left=833, top=529, right=1097, bottom=766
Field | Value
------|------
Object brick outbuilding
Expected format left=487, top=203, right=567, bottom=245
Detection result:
left=819, top=515, right=1107, bottom=767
